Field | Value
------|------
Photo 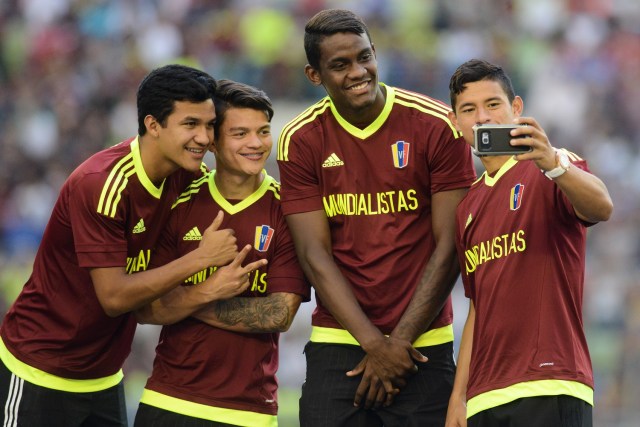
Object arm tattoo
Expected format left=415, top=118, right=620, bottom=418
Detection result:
left=213, top=293, right=292, bottom=332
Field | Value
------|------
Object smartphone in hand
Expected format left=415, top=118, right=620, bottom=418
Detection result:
left=473, top=124, right=531, bottom=156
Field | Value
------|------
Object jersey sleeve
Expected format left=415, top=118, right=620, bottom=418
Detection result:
left=553, top=154, right=595, bottom=227
left=428, top=127, right=477, bottom=194
left=68, top=171, right=128, bottom=268
left=265, top=211, right=311, bottom=300
left=277, top=130, right=324, bottom=216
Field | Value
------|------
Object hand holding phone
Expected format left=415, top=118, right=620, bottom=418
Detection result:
left=473, top=124, right=532, bottom=156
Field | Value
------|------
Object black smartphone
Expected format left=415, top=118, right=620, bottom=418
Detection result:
left=473, top=124, right=531, bottom=156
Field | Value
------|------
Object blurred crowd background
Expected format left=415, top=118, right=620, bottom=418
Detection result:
left=1, top=0, right=638, bottom=426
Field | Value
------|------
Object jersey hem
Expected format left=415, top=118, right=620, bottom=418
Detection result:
left=309, top=324, right=454, bottom=347
left=0, top=337, right=123, bottom=392
left=466, top=379, right=594, bottom=418
left=140, top=388, right=278, bottom=427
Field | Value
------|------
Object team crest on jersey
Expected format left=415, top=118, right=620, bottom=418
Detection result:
left=391, top=141, right=410, bottom=169
left=510, top=183, right=525, bottom=211
left=254, top=225, right=274, bottom=252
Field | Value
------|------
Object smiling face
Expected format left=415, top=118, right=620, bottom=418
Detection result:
left=448, top=79, right=523, bottom=147
left=144, top=99, right=216, bottom=182
left=212, top=107, right=272, bottom=178
left=305, top=31, right=385, bottom=126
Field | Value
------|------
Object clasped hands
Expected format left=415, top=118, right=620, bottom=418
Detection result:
left=347, top=336, right=427, bottom=409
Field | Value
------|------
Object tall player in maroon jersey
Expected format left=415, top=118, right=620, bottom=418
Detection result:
left=0, top=65, right=253, bottom=426
left=277, top=9, right=476, bottom=426
left=445, top=59, right=613, bottom=427
left=132, top=80, right=310, bottom=427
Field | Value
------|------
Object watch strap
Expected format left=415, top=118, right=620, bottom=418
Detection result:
left=543, top=148, right=570, bottom=180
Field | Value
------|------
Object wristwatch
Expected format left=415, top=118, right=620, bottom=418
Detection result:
left=544, top=149, right=571, bottom=179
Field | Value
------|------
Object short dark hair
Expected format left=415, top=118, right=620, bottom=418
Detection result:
left=449, top=59, right=516, bottom=112
left=304, top=9, right=371, bottom=69
left=213, top=79, right=273, bottom=137
left=136, top=64, right=217, bottom=135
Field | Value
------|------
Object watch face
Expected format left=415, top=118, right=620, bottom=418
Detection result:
left=559, top=151, right=571, bottom=168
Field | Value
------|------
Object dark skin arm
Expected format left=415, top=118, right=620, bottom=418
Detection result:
left=286, top=210, right=426, bottom=398
left=348, top=188, right=468, bottom=408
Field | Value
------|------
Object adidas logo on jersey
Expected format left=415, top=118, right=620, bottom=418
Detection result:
left=132, top=219, right=146, bottom=234
left=183, top=227, right=202, bottom=241
left=322, top=153, right=344, bottom=168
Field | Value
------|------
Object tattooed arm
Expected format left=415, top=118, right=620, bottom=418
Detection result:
left=135, top=245, right=266, bottom=325
left=192, top=292, right=303, bottom=333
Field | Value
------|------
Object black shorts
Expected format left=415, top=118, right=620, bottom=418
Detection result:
left=468, top=395, right=593, bottom=427
left=299, top=341, right=455, bottom=427
left=0, top=358, right=127, bottom=427
left=134, top=403, right=235, bottom=427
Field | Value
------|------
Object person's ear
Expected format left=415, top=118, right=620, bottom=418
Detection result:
left=512, top=96, right=524, bottom=117
left=144, top=115, right=160, bottom=137
left=304, top=64, right=322, bottom=86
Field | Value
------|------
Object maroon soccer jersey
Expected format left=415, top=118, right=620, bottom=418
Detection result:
left=143, top=171, right=309, bottom=415
left=455, top=153, right=594, bottom=401
left=1, top=137, right=200, bottom=380
left=277, top=85, right=475, bottom=334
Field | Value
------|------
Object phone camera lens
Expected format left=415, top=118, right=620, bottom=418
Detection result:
left=481, top=132, right=490, bottom=146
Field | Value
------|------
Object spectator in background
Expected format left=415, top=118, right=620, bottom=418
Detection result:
left=134, top=79, right=310, bottom=427
left=277, top=9, right=475, bottom=426
left=445, top=59, right=613, bottom=427
left=0, top=64, right=245, bottom=426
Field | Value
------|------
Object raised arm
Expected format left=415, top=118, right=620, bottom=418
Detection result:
left=542, top=155, right=612, bottom=223
left=512, top=116, right=613, bottom=223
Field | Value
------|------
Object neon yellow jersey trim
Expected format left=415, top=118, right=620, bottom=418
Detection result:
left=0, top=337, right=123, bottom=392
left=330, top=84, right=395, bottom=140
left=467, top=379, right=594, bottom=419
left=309, top=324, right=454, bottom=347
left=140, top=389, right=278, bottom=427
left=208, top=170, right=275, bottom=215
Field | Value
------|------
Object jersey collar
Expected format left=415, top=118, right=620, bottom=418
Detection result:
left=208, top=170, right=273, bottom=215
left=131, top=136, right=164, bottom=198
left=329, top=83, right=395, bottom=140
left=482, top=156, right=519, bottom=187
